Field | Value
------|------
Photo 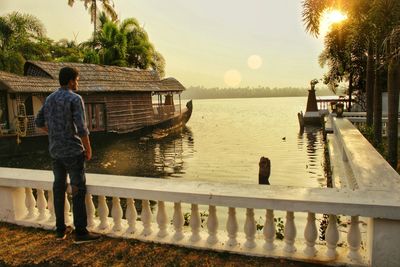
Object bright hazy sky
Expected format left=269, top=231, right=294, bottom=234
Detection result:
left=1, top=0, right=327, bottom=88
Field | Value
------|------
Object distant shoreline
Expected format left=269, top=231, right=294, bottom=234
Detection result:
left=181, top=86, right=338, bottom=100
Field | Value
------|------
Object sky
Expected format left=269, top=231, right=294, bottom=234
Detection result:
left=1, top=0, right=328, bottom=88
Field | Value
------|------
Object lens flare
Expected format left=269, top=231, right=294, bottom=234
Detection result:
left=224, top=69, right=241, bottom=87
left=247, top=55, right=262, bottom=69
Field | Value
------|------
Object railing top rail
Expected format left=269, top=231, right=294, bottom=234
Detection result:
left=333, top=118, right=400, bottom=191
left=1, top=167, right=400, bottom=220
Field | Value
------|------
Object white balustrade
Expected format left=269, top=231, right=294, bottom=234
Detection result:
left=244, top=208, right=256, bottom=249
left=125, top=198, right=137, bottom=235
left=284, top=211, right=296, bottom=253
left=326, top=214, right=339, bottom=260
left=111, top=197, right=123, bottom=232
left=226, top=207, right=238, bottom=246
left=25, top=188, right=36, bottom=219
left=141, top=200, right=152, bottom=236
left=263, top=209, right=275, bottom=251
left=85, top=193, right=96, bottom=229
left=97, top=195, right=109, bottom=230
left=172, top=202, right=184, bottom=241
left=347, top=216, right=362, bottom=261
left=189, top=204, right=201, bottom=242
left=36, top=189, right=47, bottom=221
left=206, top=205, right=218, bottom=245
left=156, top=201, right=168, bottom=238
left=303, top=212, right=318, bottom=257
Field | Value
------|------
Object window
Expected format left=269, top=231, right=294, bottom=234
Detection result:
left=85, top=103, right=106, bottom=131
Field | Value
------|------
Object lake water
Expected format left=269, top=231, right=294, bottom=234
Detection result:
left=1, top=97, right=326, bottom=188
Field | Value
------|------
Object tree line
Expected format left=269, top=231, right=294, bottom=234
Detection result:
left=0, top=2, right=165, bottom=76
left=181, top=86, right=334, bottom=100
left=302, top=0, right=400, bottom=169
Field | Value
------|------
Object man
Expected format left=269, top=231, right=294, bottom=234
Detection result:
left=35, top=67, right=100, bottom=244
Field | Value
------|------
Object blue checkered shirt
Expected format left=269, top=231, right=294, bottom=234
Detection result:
left=35, top=88, right=89, bottom=159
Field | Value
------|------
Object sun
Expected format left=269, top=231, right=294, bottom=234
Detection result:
left=320, top=9, right=347, bottom=35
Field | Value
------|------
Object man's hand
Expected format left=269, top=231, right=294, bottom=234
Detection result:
left=81, top=135, right=92, bottom=161
left=85, top=148, right=92, bottom=161
left=39, top=127, right=48, bottom=133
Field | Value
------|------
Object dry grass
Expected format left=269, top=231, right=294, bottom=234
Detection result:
left=0, top=222, right=332, bottom=267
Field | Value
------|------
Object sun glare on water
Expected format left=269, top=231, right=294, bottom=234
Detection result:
left=320, top=9, right=347, bottom=36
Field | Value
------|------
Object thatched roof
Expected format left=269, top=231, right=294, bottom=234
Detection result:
left=0, top=71, right=58, bottom=93
left=0, top=61, right=185, bottom=93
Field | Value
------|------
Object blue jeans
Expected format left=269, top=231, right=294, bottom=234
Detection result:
left=52, top=153, right=88, bottom=235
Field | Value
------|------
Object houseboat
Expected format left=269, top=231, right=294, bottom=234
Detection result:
left=0, top=61, right=192, bottom=155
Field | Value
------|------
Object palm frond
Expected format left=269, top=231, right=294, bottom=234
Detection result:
left=102, top=1, right=118, bottom=22
left=302, top=0, right=331, bottom=37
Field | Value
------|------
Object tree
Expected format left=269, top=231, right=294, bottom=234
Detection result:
left=93, top=15, right=166, bottom=76
left=302, top=0, right=370, bottom=111
left=0, top=12, right=47, bottom=74
left=68, top=0, right=118, bottom=39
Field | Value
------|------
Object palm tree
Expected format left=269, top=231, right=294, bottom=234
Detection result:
left=68, top=0, right=118, bottom=39
left=93, top=17, right=165, bottom=75
left=302, top=1, right=369, bottom=109
left=0, top=12, right=46, bottom=74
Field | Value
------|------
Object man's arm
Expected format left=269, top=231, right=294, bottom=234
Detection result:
left=72, top=96, right=91, bottom=160
left=34, top=105, right=48, bottom=133
left=81, top=135, right=92, bottom=161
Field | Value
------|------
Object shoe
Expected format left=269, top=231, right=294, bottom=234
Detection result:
left=55, top=226, right=73, bottom=240
left=73, top=232, right=101, bottom=244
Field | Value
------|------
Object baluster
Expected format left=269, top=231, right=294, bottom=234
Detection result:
left=263, top=209, right=276, bottom=251
left=85, top=194, right=96, bottom=229
left=226, top=207, right=238, bottom=246
left=47, top=191, right=55, bottom=222
left=207, top=205, right=218, bottom=245
left=284, top=211, right=296, bottom=253
left=111, top=197, right=123, bottom=232
left=189, top=204, right=201, bottom=242
left=141, top=200, right=152, bottom=236
left=156, top=201, right=168, bottom=238
left=64, top=193, right=71, bottom=225
left=347, top=216, right=361, bottom=261
left=172, top=202, right=184, bottom=241
left=326, top=214, right=339, bottom=259
left=244, top=208, right=256, bottom=249
left=36, top=189, right=47, bottom=221
left=25, top=188, right=37, bottom=219
left=304, top=212, right=318, bottom=257
left=125, top=198, right=137, bottom=235
left=98, top=195, right=110, bottom=230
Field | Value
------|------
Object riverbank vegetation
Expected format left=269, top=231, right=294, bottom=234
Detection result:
left=302, top=0, right=400, bottom=169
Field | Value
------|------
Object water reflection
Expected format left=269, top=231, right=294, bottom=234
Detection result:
left=0, top=127, right=195, bottom=179
left=297, top=126, right=326, bottom=187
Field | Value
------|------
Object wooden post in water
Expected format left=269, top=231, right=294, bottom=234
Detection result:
left=259, top=157, right=271, bottom=185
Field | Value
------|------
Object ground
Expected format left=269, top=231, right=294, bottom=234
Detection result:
left=0, top=222, right=332, bottom=267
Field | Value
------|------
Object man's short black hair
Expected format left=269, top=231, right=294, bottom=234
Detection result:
left=59, top=67, right=79, bottom=86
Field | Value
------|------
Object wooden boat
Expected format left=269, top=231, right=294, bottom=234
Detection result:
left=0, top=61, right=192, bottom=155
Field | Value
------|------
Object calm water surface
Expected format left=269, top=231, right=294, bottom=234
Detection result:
left=3, top=97, right=326, bottom=188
